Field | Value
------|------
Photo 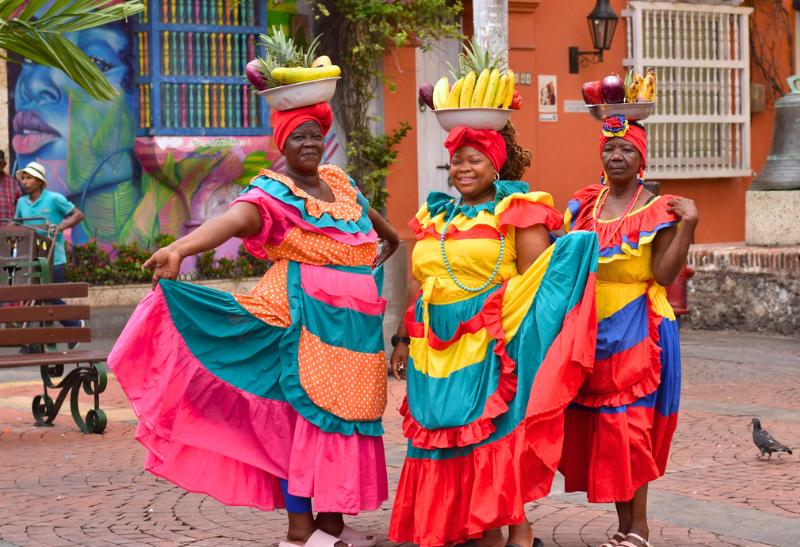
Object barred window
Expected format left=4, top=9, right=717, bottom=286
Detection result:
left=623, top=1, right=753, bottom=179
left=133, top=0, right=268, bottom=136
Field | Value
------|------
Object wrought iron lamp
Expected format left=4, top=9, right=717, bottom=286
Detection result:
left=568, top=0, right=619, bottom=74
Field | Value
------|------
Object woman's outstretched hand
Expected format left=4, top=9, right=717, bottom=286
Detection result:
left=390, top=342, right=409, bottom=380
left=143, top=247, right=183, bottom=290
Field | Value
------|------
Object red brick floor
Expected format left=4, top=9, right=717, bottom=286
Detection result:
left=0, top=330, right=797, bottom=546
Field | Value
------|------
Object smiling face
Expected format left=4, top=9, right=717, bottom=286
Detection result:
left=282, top=121, right=324, bottom=174
left=601, top=137, right=642, bottom=185
left=449, top=146, right=496, bottom=203
left=12, top=25, right=134, bottom=191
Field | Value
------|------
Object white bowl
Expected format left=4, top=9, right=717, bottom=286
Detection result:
left=434, top=107, right=512, bottom=131
left=587, top=102, right=654, bottom=122
left=256, top=77, right=339, bottom=111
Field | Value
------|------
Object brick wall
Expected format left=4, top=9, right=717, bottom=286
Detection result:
left=685, top=244, right=800, bottom=335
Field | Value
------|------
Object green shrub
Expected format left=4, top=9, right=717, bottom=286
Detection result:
left=66, top=237, right=268, bottom=285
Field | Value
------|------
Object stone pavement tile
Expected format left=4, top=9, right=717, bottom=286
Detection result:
left=1, top=331, right=799, bottom=546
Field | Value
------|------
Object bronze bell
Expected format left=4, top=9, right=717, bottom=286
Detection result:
left=749, top=76, right=800, bottom=191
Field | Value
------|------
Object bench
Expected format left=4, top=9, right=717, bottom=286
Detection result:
left=0, top=283, right=109, bottom=433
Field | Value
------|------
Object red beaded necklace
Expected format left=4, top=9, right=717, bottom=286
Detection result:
left=591, top=184, right=644, bottom=248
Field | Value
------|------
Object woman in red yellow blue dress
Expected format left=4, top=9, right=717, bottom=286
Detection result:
left=388, top=125, right=599, bottom=547
left=559, top=115, right=699, bottom=547
left=109, top=103, right=399, bottom=547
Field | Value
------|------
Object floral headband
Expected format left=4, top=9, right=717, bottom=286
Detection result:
left=601, top=114, right=630, bottom=138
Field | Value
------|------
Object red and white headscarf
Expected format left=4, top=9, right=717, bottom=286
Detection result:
left=270, top=102, right=334, bottom=152
left=443, top=126, right=507, bottom=172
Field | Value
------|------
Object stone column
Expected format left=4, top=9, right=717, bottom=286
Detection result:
left=746, top=77, right=800, bottom=246
left=472, top=0, right=509, bottom=64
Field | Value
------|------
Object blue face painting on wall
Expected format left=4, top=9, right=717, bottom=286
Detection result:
left=12, top=22, right=139, bottom=245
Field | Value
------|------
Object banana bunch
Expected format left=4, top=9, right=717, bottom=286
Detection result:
left=432, top=69, right=516, bottom=110
left=625, top=68, right=656, bottom=103
left=271, top=56, right=341, bottom=85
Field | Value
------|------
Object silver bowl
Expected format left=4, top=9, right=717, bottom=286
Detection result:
left=256, top=77, right=339, bottom=111
left=586, top=102, right=654, bottom=122
left=434, top=107, right=512, bottom=131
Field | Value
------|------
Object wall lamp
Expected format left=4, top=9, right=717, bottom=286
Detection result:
left=568, top=0, right=619, bottom=74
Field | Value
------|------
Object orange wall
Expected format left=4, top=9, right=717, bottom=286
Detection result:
left=383, top=46, right=421, bottom=242
left=382, top=0, right=796, bottom=244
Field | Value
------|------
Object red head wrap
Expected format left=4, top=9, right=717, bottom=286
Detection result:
left=444, top=126, right=507, bottom=172
left=599, top=115, right=648, bottom=169
left=270, top=102, right=334, bottom=152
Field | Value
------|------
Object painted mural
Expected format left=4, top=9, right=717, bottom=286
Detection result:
left=12, top=22, right=139, bottom=247
left=8, top=7, right=347, bottom=254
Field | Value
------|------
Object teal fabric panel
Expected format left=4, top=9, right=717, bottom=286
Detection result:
left=406, top=231, right=599, bottom=460
left=407, top=341, right=501, bottom=429
left=372, top=264, right=384, bottom=298
left=406, top=287, right=501, bottom=428
left=299, top=290, right=385, bottom=354
left=160, top=280, right=286, bottom=401
left=279, top=261, right=384, bottom=437
left=426, top=180, right=529, bottom=219
left=346, top=174, right=372, bottom=211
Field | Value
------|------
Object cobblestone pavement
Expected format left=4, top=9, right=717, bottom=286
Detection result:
left=0, top=330, right=798, bottom=547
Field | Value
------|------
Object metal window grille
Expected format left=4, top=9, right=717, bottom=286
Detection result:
left=133, top=0, right=269, bottom=136
left=623, top=1, right=753, bottom=179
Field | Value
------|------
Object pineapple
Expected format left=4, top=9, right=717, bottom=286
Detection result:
left=448, top=39, right=506, bottom=79
left=446, top=39, right=509, bottom=109
left=256, top=27, right=323, bottom=87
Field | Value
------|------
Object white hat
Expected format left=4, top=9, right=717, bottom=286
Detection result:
left=16, top=161, right=47, bottom=184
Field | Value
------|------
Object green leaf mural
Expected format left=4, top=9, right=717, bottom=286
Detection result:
left=233, top=151, right=269, bottom=186
left=66, top=91, right=139, bottom=244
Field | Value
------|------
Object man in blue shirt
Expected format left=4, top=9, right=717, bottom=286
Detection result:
left=15, top=161, right=85, bottom=343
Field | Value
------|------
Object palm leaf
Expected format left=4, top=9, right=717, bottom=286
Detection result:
left=0, top=0, right=144, bottom=101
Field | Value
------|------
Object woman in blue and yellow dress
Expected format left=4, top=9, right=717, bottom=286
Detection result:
left=559, top=115, right=698, bottom=547
left=388, top=125, right=600, bottom=547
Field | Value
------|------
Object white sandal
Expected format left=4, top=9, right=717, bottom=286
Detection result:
left=338, top=525, right=377, bottom=547
left=279, top=529, right=351, bottom=547
left=618, top=532, right=653, bottom=547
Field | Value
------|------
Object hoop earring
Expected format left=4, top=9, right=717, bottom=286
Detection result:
left=493, top=171, right=500, bottom=182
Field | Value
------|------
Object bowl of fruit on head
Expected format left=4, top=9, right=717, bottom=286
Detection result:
left=419, top=41, right=522, bottom=132
left=247, top=28, right=341, bottom=111
left=582, top=69, right=657, bottom=121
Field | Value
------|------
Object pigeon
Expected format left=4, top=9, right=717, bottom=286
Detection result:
left=751, top=418, right=793, bottom=459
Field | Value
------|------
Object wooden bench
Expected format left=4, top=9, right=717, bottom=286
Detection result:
left=0, top=283, right=109, bottom=433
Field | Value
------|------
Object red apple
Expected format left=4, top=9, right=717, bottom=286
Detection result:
left=601, top=74, right=625, bottom=104
left=581, top=80, right=603, bottom=105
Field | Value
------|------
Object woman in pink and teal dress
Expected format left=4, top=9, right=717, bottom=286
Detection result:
left=108, top=102, right=399, bottom=547
left=388, top=125, right=600, bottom=547
left=559, top=116, right=698, bottom=547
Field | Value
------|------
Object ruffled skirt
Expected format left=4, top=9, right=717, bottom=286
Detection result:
left=560, top=305, right=681, bottom=503
left=109, top=280, right=388, bottom=514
